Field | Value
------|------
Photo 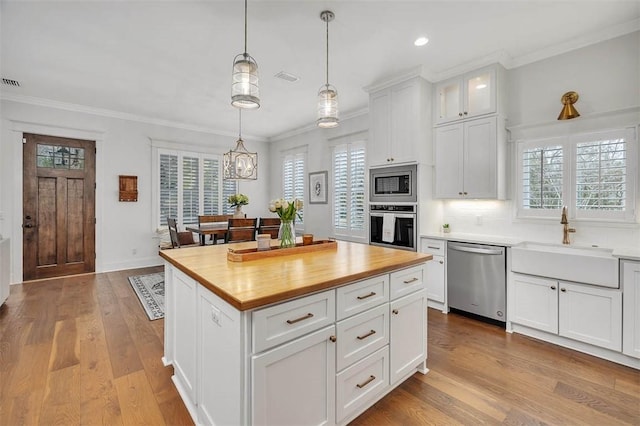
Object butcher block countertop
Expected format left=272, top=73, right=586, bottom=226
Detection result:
left=159, top=240, right=431, bottom=311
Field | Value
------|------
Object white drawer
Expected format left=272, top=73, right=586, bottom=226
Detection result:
left=390, top=265, right=425, bottom=300
left=336, top=346, right=389, bottom=424
left=336, top=304, right=389, bottom=371
left=252, top=290, right=335, bottom=353
left=421, top=238, right=445, bottom=256
left=336, top=275, right=389, bottom=321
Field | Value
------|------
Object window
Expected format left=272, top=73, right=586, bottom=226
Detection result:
left=282, top=148, right=306, bottom=224
left=517, top=127, right=636, bottom=222
left=157, top=149, right=237, bottom=228
left=333, top=142, right=366, bottom=239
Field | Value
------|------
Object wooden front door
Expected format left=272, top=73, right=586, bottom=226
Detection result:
left=23, top=133, right=96, bottom=281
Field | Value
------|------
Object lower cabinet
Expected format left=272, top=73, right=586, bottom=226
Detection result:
left=390, top=289, right=426, bottom=384
left=622, top=260, right=640, bottom=358
left=420, top=237, right=446, bottom=311
left=252, top=326, right=336, bottom=426
left=164, top=262, right=427, bottom=426
left=510, top=273, right=622, bottom=351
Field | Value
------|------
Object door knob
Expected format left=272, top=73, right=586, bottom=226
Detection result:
left=23, top=224, right=33, bottom=228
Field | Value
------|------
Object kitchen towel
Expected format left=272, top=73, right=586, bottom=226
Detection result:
left=382, top=213, right=395, bottom=243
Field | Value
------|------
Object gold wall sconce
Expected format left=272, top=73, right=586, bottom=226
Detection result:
left=557, top=91, right=580, bottom=120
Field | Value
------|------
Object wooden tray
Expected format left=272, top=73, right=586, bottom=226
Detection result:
left=227, top=239, right=337, bottom=262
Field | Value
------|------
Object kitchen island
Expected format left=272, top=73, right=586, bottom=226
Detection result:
left=159, top=240, right=431, bottom=425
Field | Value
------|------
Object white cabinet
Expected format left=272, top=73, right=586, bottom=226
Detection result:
left=420, top=238, right=446, bottom=312
left=559, top=281, right=622, bottom=351
left=368, top=77, right=430, bottom=167
left=0, top=239, right=9, bottom=306
left=510, top=273, right=622, bottom=351
left=390, top=289, right=426, bottom=385
left=622, top=261, right=640, bottom=358
left=171, top=268, right=197, bottom=406
left=252, top=326, right=336, bottom=426
left=435, top=65, right=498, bottom=125
left=435, top=116, right=505, bottom=199
left=511, top=274, right=558, bottom=334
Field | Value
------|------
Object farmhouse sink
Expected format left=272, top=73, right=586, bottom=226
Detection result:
left=511, top=242, right=619, bottom=288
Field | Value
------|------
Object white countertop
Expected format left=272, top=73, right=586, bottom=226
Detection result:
left=420, top=232, right=640, bottom=261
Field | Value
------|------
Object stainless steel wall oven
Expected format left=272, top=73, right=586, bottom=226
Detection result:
left=369, top=204, right=417, bottom=251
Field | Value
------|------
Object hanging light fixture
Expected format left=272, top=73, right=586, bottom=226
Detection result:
left=317, top=10, right=339, bottom=128
left=231, top=0, right=260, bottom=109
left=224, top=110, right=258, bottom=180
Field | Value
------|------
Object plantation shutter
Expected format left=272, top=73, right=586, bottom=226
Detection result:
left=182, top=156, right=200, bottom=224
left=222, top=179, right=238, bottom=215
left=333, top=146, right=348, bottom=230
left=159, top=153, right=178, bottom=226
left=522, top=145, right=563, bottom=210
left=576, top=136, right=626, bottom=211
left=350, top=144, right=366, bottom=231
left=283, top=150, right=306, bottom=223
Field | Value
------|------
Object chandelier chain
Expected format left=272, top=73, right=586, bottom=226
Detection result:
left=244, top=0, right=248, bottom=54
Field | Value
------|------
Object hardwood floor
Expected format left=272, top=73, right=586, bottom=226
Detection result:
left=1, top=267, right=638, bottom=425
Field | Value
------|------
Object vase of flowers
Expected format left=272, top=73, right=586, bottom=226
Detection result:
left=228, top=193, right=249, bottom=218
left=269, top=198, right=303, bottom=248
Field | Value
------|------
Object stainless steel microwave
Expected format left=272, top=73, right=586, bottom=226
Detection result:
left=369, top=164, right=417, bottom=203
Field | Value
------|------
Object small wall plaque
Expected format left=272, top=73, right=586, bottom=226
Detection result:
left=119, top=175, right=138, bottom=202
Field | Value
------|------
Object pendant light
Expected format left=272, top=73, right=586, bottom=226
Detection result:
left=231, top=0, right=260, bottom=109
left=224, top=110, right=258, bottom=180
left=317, top=10, right=339, bottom=128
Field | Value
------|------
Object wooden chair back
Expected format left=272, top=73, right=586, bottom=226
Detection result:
left=225, top=218, right=257, bottom=243
left=258, top=217, right=281, bottom=239
left=167, top=217, right=196, bottom=248
left=198, top=214, right=232, bottom=225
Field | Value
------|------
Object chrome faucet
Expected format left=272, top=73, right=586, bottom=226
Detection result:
left=560, top=206, right=576, bottom=244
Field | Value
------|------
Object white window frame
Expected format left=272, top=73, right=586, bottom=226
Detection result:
left=153, top=146, right=237, bottom=229
left=332, top=140, right=367, bottom=242
left=516, top=127, right=637, bottom=223
left=281, top=146, right=307, bottom=228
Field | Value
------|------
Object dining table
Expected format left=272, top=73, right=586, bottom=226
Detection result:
left=186, top=222, right=228, bottom=246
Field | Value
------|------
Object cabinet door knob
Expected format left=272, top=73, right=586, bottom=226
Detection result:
left=463, top=111, right=468, bottom=115
left=392, top=309, right=399, bottom=315
left=550, top=285, right=556, bottom=290
left=458, top=192, right=463, bottom=195
left=458, top=112, right=463, bottom=117
left=463, top=192, right=468, bottom=195
left=560, top=288, right=567, bottom=292
left=439, top=260, right=444, bottom=264
left=329, top=335, right=337, bottom=342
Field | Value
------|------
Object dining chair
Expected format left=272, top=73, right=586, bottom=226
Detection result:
left=257, top=217, right=281, bottom=239
left=167, top=217, right=197, bottom=248
left=225, top=218, right=258, bottom=243
left=198, top=214, right=233, bottom=244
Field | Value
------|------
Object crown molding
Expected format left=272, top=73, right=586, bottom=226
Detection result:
left=269, top=107, right=369, bottom=142
left=508, top=18, right=640, bottom=70
left=0, top=92, right=269, bottom=142
left=362, top=65, right=425, bottom=93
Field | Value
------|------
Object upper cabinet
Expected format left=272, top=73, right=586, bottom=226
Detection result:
left=368, top=76, right=431, bottom=167
left=435, top=65, right=502, bottom=125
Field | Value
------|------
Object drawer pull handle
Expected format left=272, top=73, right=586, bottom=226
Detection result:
left=357, top=291, right=377, bottom=300
left=356, top=375, right=376, bottom=389
left=403, top=277, right=419, bottom=284
left=286, top=312, right=314, bottom=324
left=427, top=246, right=440, bottom=250
left=356, top=329, right=377, bottom=340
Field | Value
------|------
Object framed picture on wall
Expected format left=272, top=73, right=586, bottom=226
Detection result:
left=309, top=171, right=328, bottom=204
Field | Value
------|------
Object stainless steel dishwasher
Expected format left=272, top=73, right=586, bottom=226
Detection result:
left=447, top=241, right=506, bottom=322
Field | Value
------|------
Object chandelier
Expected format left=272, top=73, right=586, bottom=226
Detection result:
left=223, top=110, right=258, bottom=180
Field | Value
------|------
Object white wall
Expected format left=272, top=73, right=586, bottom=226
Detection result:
left=0, top=100, right=270, bottom=283
left=268, top=113, right=369, bottom=240
left=435, top=32, right=640, bottom=249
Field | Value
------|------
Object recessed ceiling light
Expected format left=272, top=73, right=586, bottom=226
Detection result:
left=414, top=37, right=429, bottom=47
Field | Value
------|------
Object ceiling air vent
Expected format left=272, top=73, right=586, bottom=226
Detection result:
left=2, top=78, right=21, bottom=87
left=274, top=71, right=299, bottom=83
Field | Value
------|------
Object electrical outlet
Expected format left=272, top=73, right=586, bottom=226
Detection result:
left=211, top=306, right=221, bottom=326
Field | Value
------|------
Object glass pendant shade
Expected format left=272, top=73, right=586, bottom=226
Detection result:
left=317, top=84, right=339, bottom=128
left=231, top=53, right=260, bottom=109
left=223, top=138, right=258, bottom=180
